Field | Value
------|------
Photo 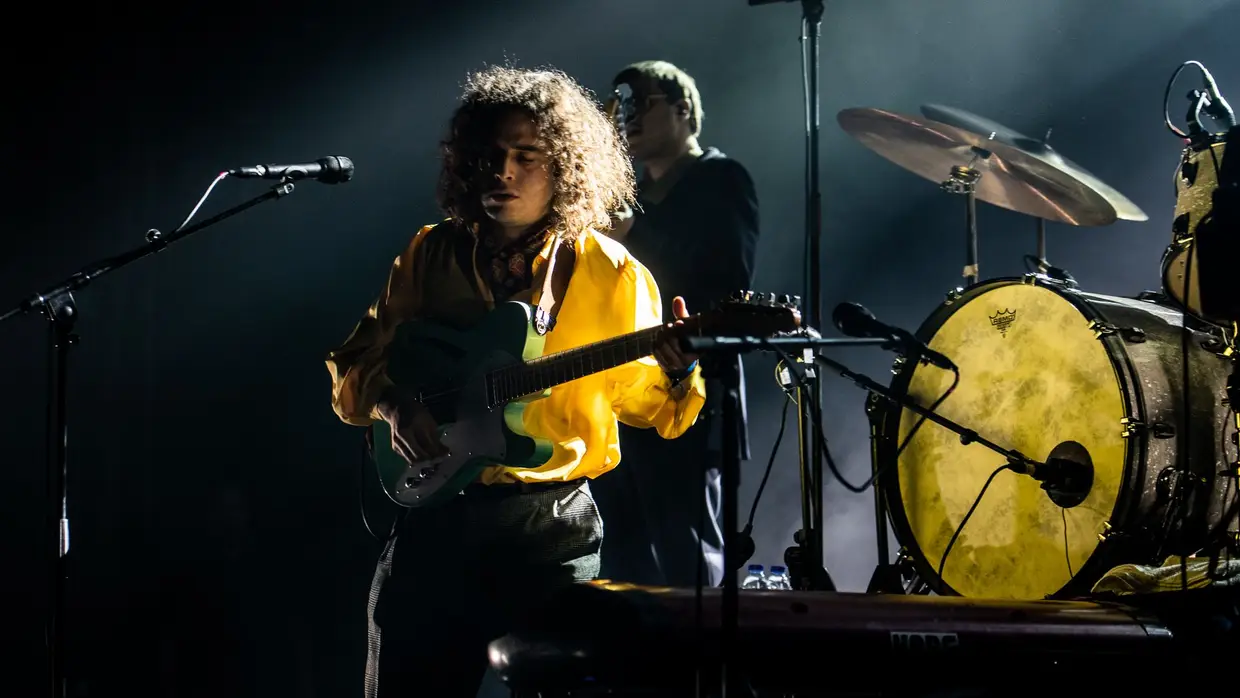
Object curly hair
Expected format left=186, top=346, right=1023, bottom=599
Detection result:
left=437, top=66, right=636, bottom=242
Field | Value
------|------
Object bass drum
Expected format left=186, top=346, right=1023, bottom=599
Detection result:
left=875, top=276, right=1237, bottom=600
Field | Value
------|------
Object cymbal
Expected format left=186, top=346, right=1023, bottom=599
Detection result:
left=837, top=107, right=1147, bottom=226
left=920, top=104, right=1148, bottom=223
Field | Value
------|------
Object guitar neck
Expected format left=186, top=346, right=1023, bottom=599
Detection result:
left=489, top=323, right=689, bottom=405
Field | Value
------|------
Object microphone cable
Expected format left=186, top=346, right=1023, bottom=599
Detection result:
left=740, top=344, right=958, bottom=516
left=936, top=463, right=1015, bottom=586
left=733, top=362, right=797, bottom=572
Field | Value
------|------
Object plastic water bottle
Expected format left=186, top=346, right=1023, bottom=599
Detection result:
left=765, top=565, right=792, bottom=590
left=741, top=564, right=766, bottom=589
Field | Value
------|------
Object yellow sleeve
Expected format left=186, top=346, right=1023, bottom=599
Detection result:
left=609, top=259, right=707, bottom=439
left=325, top=225, right=433, bottom=426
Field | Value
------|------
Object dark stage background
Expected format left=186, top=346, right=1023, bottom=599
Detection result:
left=3, top=1, right=1237, bottom=695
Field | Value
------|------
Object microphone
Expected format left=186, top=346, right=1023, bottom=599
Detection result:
left=228, top=156, right=354, bottom=184
left=1199, top=63, right=1237, bottom=128
left=832, top=302, right=957, bottom=371
left=1009, top=457, right=1093, bottom=503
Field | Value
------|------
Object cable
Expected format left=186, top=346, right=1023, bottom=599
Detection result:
left=176, top=172, right=230, bottom=232
left=761, top=345, right=959, bottom=494
left=937, top=463, right=1013, bottom=584
left=359, top=431, right=400, bottom=544
left=1061, top=507, right=1074, bottom=578
left=739, top=363, right=796, bottom=543
left=812, top=358, right=959, bottom=494
left=1163, top=61, right=1211, bottom=139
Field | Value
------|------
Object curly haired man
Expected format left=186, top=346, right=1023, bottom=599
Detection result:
left=325, top=65, right=706, bottom=697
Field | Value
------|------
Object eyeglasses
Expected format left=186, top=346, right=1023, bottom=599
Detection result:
left=606, top=85, right=669, bottom=126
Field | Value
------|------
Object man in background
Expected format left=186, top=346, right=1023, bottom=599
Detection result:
left=596, top=60, right=761, bottom=588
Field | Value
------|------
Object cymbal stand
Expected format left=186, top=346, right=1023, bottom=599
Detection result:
left=1033, top=130, right=1054, bottom=275
left=1035, top=217, right=1048, bottom=271
left=942, top=164, right=982, bottom=287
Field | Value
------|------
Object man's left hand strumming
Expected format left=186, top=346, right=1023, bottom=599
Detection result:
left=654, top=295, right=699, bottom=398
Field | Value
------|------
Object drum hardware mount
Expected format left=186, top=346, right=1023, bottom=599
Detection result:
left=1120, top=417, right=1177, bottom=440
left=1028, top=128, right=1081, bottom=285
left=1155, top=467, right=1200, bottom=501
left=1098, top=521, right=1115, bottom=543
left=941, top=163, right=984, bottom=287
left=1089, top=321, right=1148, bottom=344
left=1201, top=336, right=1232, bottom=358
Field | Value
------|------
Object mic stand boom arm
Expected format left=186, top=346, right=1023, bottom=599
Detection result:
left=1, top=178, right=297, bottom=698
left=813, top=351, right=1041, bottom=473
left=1, top=180, right=296, bottom=324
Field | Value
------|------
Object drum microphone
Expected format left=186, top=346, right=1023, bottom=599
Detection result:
left=227, top=156, right=354, bottom=184
left=832, top=302, right=957, bottom=371
left=1010, top=457, right=1093, bottom=502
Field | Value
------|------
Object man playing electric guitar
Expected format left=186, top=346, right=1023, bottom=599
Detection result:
left=325, top=66, right=707, bottom=698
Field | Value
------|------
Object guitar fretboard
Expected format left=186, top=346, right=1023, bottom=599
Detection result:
left=487, top=325, right=673, bottom=405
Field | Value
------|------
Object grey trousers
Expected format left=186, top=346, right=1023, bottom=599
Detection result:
left=364, top=479, right=603, bottom=698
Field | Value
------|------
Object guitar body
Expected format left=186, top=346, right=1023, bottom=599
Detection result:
left=371, top=301, right=555, bottom=508
left=363, top=289, right=802, bottom=509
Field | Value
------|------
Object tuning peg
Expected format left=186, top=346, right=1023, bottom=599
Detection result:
left=777, top=293, right=791, bottom=305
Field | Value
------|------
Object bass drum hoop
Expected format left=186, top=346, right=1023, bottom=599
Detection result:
left=875, top=276, right=1148, bottom=599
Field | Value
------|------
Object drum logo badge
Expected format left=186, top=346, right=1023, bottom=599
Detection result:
left=989, top=308, right=1017, bottom=336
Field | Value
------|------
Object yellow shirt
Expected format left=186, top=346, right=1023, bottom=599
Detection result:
left=325, top=220, right=706, bottom=484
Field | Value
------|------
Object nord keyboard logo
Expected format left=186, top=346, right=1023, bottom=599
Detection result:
left=890, top=632, right=960, bottom=651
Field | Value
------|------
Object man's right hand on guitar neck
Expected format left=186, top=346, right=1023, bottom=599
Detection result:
left=376, top=386, right=449, bottom=464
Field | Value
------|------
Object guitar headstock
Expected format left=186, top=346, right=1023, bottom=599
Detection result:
left=696, top=290, right=803, bottom=336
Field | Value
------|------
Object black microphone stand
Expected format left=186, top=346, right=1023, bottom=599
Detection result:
left=696, top=349, right=743, bottom=698
left=1, top=178, right=296, bottom=698
left=686, top=334, right=883, bottom=698
left=748, top=0, right=833, bottom=596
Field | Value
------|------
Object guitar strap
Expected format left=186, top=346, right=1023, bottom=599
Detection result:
left=532, top=235, right=575, bottom=336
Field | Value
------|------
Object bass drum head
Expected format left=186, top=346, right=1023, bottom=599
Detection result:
left=884, top=278, right=1129, bottom=600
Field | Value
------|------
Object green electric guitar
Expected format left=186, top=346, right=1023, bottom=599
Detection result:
left=371, top=291, right=801, bottom=508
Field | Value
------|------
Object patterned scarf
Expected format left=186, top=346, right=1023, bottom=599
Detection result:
left=478, top=227, right=552, bottom=302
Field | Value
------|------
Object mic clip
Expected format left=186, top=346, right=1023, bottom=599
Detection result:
left=883, top=329, right=954, bottom=371
left=1010, top=455, right=1094, bottom=508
